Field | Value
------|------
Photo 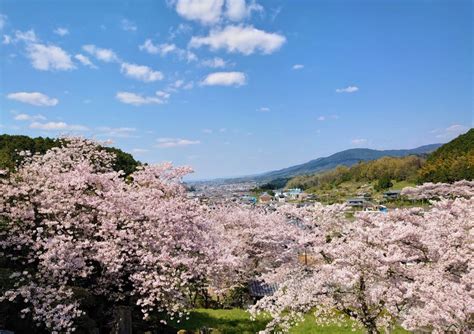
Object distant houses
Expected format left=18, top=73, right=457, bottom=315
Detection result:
left=346, top=197, right=370, bottom=208
left=259, top=193, right=273, bottom=203
left=383, top=190, right=401, bottom=200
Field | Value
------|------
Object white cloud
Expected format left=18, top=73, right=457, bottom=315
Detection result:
left=225, top=0, right=263, bottom=21
left=351, top=138, right=367, bottom=145
left=175, top=0, right=224, bottom=25
left=201, top=57, right=227, bottom=68
left=139, top=39, right=198, bottom=62
left=183, top=81, right=194, bottom=89
left=7, top=92, right=59, bottom=106
left=14, top=29, right=38, bottom=43
left=434, top=124, right=469, bottom=139
left=168, top=23, right=192, bottom=40
left=14, top=113, right=46, bottom=121
left=139, top=39, right=176, bottom=55
left=156, top=90, right=171, bottom=99
left=74, top=54, right=97, bottom=68
left=53, top=27, right=69, bottom=36
left=172, top=80, right=184, bottom=89
left=2, top=34, right=11, bottom=44
left=26, top=43, right=75, bottom=71
left=201, top=71, right=246, bottom=86
left=156, top=137, right=200, bottom=148
left=258, top=107, right=270, bottom=112
left=82, top=44, right=119, bottom=62
left=189, top=25, right=286, bottom=55
left=202, top=128, right=213, bottom=134
left=0, top=14, right=6, bottom=30
left=317, top=116, right=325, bottom=121
left=173, top=0, right=262, bottom=24
left=336, top=86, right=359, bottom=93
left=96, top=126, right=136, bottom=138
left=292, top=64, right=304, bottom=70
left=30, top=121, right=89, bottom=131
left=120, top=62, right=164, bottom=82
left=445, top=124, right=467, bottom=133
left=121, top=19, right=137, bottom=32
left=116, top=91, right=165, bottom=106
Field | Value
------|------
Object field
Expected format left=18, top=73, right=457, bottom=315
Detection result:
left=172, top=309, right=411, bottom=334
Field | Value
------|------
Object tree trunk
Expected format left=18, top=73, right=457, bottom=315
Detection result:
left=111, top=306, right=132, bottom=334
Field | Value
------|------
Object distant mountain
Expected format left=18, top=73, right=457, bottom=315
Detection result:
left=222, top=144, right=442, bottom=184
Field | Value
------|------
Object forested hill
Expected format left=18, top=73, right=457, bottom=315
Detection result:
left=221, top=144, right=441, bottom=184
left=0, top=134, right=140, bottom=175
left=418, top=128, right=474, bottom=183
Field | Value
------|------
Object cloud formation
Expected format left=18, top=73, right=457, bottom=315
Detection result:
left=74, top=54, right=97, bottom=68
left=351, top=138, right=367, bottom=145
left=82, top=44, right=119, bottom=62
left=156, top=137, right=200, bottom=148
left=189, top=25, right=286, bottom=55
left=201, top=57, right=228, bottom=68
left=53, top=27, right=69, bottom=36
left=201, top=71, right=246, bottom=86
left=116, top=91, right=165, bottom=106
left=121, top=19, right=137, bottom=32
left=30, top=121, right=88, bottom=131
left=14, top=113, right=46, bottom=121
left=27, top=43, right=75, bottom=71
left=173, top=0, right=263, bottom=24
left=120, top=62, right=164, bottom=82
left=175, top=0, right=225, bottom=25
left=139, top=39, right=197, bottom=62
left=0, top=14, right=6, bottom=30
left=225, top=0, right=263, bottom=21
left=292, top=64, right=304, bottom=70
left=96, top=126, right=136, bottom=138
left=433, top=124, right=469, bottom=139
left=336, top=86, right=359, bottom=93
left=7, top=92, right=59, bottom=106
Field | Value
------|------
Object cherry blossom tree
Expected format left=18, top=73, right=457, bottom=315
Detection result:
left=250, top=197, right=473, bottom=333
left=0, top=138, right=223, bottom=333
left=205, top=204, right=302, bottom=293
left=401, top=179, right=474, bottom=200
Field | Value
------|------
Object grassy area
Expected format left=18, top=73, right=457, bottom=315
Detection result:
left=171, top=308, right=411, bottom=334
left=390, top=180, right=416, bottom=190
left=171, top=308, right=268, bottom=333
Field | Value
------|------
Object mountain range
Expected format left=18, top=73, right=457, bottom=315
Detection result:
left=216, top=144, right=442, bottom=184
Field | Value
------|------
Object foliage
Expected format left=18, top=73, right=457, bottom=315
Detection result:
left=287, top=156, right=424, bottom=191
left=0, top=134, right=140, bottom=176
left=170, top=308, right=269, bottom=334
left=374, top=174, right=393, bottom=191
left=1, top=136, right=473, bottom=333
left=0, top=138, right=227, bottom=333
left=250, top=194, right=474, bottom=333
left=170, top=308, right=412, bottom=334
left=418, top=128, right=474, bottom=183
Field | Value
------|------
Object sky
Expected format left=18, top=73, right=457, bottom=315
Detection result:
left=0, top=0, right=472, bottom=180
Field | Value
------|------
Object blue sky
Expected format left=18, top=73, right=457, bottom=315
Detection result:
left=0, top=0, right=472, bottom=180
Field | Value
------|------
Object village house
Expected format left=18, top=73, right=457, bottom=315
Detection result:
left=259, top=192, right=273, bottom=203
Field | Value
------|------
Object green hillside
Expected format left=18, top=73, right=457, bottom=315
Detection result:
left=287, top=155, right=424, bottom=192
left=418, top=128, right=474, bottom=183
left=0, top=134, right=140, bottom=175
